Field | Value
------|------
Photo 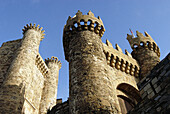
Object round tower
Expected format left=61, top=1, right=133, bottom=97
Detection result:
left=39, top=56, right=61, bottom=114
left=127, top=31, right=160, bottom=79
left=0, top=24, right=45, bottom=113
left=63, top=10, right=119, bottom=113
left=4, top=23, right=45, bottom=85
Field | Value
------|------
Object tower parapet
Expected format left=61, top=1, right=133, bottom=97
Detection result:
left=63, top=10, right=105, bottom=61
left=64, top=10, right=105, bottom=37
left=45, top=56, right=61, bottom=68
left=127, top=31, right=160, bottom=78
left=127, top=31, right=160, bottom=57
left=103, top=40, right=140, bottom=77
left=22, top=23, right=45, bottom=41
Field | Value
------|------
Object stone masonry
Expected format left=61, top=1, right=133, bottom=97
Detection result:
left=129, top=53, right=170, bottom=114
left=127, top=31, right=160, bottom=78
left=0, top=24, right=61, bottom=114
left=63, top=11, right=119, bottom=113
left=62, top=11, right=142, bottom=114
left=0, top=10, right=169, bottom=114
left=48, top=10, right=169, bottom=114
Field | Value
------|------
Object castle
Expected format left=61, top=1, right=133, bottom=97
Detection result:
left=0, top=10, right=169, bottom=114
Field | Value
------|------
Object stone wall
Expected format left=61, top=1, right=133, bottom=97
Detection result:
left=22, top=63, right=45, bottom=114
left=0, top=39, right=22, bottom=87
left=47, top=99, right=69, bottom=114
left=129, top=53, right=170, bottom=114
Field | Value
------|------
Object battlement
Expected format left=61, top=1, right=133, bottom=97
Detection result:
left=103, top=40, right=140, bottom=77
left=35, top=53, right=49, bottom=77
left=22, top=23, right=45, bottom=41
left=127, top=31, right=160, bottom=57
left=63, top=10, right=105, bottom=37
left=45, top=56, right=61, bottom=69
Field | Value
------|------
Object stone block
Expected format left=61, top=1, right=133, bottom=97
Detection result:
left=151, top=77, right=158, bottom=85
left=155, top=86, right=161, bottom=93
left=148, top=92, right=155, bottom=99
left=144, top=83, right=151, bottom=91
left=147, top=88, right=153, bottom=94
left=153, top=83, right=158, bottom=89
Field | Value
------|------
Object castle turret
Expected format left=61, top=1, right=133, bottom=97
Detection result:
left=63, top=10, right=119, bottom=113
left=4, top=23, right=45, bottom=85
left=127, top=31, right=160, bottom=79
left=39, top=56, right=61, bottom=114
left=0, top=24, right=46, bottom=114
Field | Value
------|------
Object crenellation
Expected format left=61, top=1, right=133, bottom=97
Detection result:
left=127, top=31, right=161, bottom=78
left=45, top=56, right=62, bottom=69
left=106, top=39, right=113, bottom=48
left=64, top=10, right=105, bottom=37
left=127, top=31, right=160, bottom=57
left=115, top=44, right=123, bottom=52
left=125, top=49, right=132, bottom=57
left=22, top=23, right=45, bottom=41
left=103, top=42, right=140, bottom=77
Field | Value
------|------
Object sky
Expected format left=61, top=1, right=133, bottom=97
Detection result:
left=0, top=0, right=169, bottom=102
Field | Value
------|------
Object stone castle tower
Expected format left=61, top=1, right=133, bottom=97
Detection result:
left=127, top=31, right=160, bottom=78
left=0, top=11, right=169, bottom=114
left=62, top=10, right=142, bottom=114
left=0, top=24, right=61, bottom=114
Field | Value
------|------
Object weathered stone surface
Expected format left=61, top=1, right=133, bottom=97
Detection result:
left=63, top=11, right=140, bottom=114
left=0, top=39, right=21, bottom=87
left=0, top=24, right=61, bottom=114
left=0, top=11, right=169, bottom=114
left=129, top=53, right=170, bottom=114
left=39, top=57, right=61, bottom=114
left=67, top=30, right=119, bottom=113
left=127, top=31, right=160, bottom=79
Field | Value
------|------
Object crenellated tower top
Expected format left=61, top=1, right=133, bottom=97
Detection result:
left=63, top=10, right=106, bottom=61
left=45, top=56, right=61, bottom=69
left=63, top=10, right=105, bottom=37
left=22, top=23, right=45, bottom=41
left=127, top=31, right=160, bottom=57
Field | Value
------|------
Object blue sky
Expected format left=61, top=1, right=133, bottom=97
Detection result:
left=0, top=0, right=169, bottom=102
